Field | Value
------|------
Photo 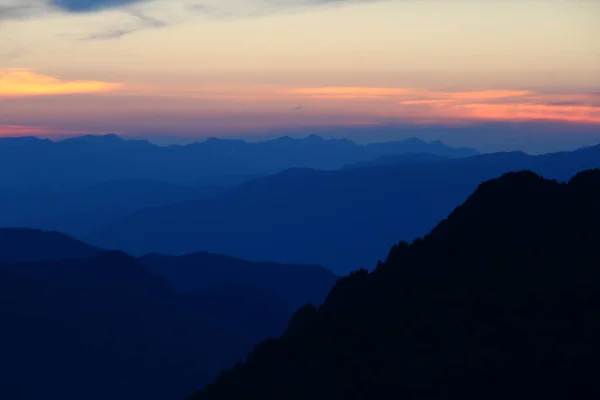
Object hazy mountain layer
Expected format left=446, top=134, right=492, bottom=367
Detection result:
left=89, top=144, right=600, bottom=273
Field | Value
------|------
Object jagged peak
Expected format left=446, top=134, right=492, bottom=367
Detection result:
left=58, top=133, right=124, bottom=144
left=474, top=170, right=547, bottom=194
left=398, top=137, right=427, bottom=145
left=304, top=134, right=324, bottom=141
left=568, top=168, right=600, bottom=188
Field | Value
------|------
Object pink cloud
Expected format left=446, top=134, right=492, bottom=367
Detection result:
left=0, top=124, right=91, bottom=137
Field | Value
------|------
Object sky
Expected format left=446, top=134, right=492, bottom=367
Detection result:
left=1, top=0, right=599, bottom=151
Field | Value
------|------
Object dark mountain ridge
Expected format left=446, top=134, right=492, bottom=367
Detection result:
left=190, top=169, right=600, bottom=400
left=141, top=252, right=337, bottom=309
left=0, top=251, right=245, bottom=400
left=0, top=228, right=336, bottom=309
left=0, top=229, right=337, bottom=399
left=0, top=228, right=101, bottom=262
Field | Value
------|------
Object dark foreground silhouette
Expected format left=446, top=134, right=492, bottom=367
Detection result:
left=189, top=169, right=600, bottom=400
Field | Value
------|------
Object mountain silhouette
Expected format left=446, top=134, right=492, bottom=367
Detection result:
left=0, top=180, right=223, bottom=236
left=0, top=134, right=475, bottom=189
left=140, top=252, right=337, bottom=309
left=0, top=230, right=337, bottom=399
left=0, top=228, right=101, bottom=262
left=0, top=251, right=246, bottom=400
left=341, top=152, right=449, bottom=169
left=189, top=169, right=600, bottom=400
left=0, top=134, right=475, bottom=236
left=88, top=144, right=600, bottom=273
left=180, top=284, right=293, bottom=346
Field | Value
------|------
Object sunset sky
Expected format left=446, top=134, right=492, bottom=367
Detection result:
left=1, top=0, right=599, bottom=149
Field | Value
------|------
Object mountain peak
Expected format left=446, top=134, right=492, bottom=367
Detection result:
left=59, top=133, right=124, bottom=144
left=273, top=135, right=294, bottom=141
left=103, top=133, right=123, bottom=140
left=402, top=137, right=427, bottom=144
left=304, top=134, right=324, bottom=141
left=568, top=168, right=600, bottom=188
left=480, top=169, right=546, bottom=188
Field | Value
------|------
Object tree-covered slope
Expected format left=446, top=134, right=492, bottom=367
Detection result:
left=190, top=169, right=600, bottom=400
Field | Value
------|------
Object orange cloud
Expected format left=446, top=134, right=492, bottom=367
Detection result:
left=291, top=86, right=600, bottom=125
left=399, top=99, right=456, bottom=105
left=293, top=87, right=531, bottom=101
left=457, top=103, right=600, bottom=124
left=438, top=90, right=532, bottom=101
left=293, top=87, right=413, bottom=96
left=0, top=69, right=123, bottom=97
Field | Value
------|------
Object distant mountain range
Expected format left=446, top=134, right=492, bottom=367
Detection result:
left=0, top=180, right=224, bottom=236
left=190, top=169, right=600, bottom=400
left=341, top=152, right=449, bottom=170
left=87, top=144, right=600, bottom=273
left=0, top=228, right=336, bottom=400
left=0, top=134, right=476, bottom=189
left=0, top=134, right=475, bottom=235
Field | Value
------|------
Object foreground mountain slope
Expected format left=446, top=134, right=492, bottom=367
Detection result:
left=88, top=144, right=600, bottom=273
left=0, top=251, right=248, bottom=400
left=0, top=233, right=337, bottom=399
left=180, top=284, right=293, bottom=346
left=140, top=253, right=337, bottom=343
left=0, top=228, right=101, bottom=262
left=141, top=253, right=337, bottom=309
left=189, top=169, right=600, bottom=400
left=0, top=228, right=335, bottom=310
